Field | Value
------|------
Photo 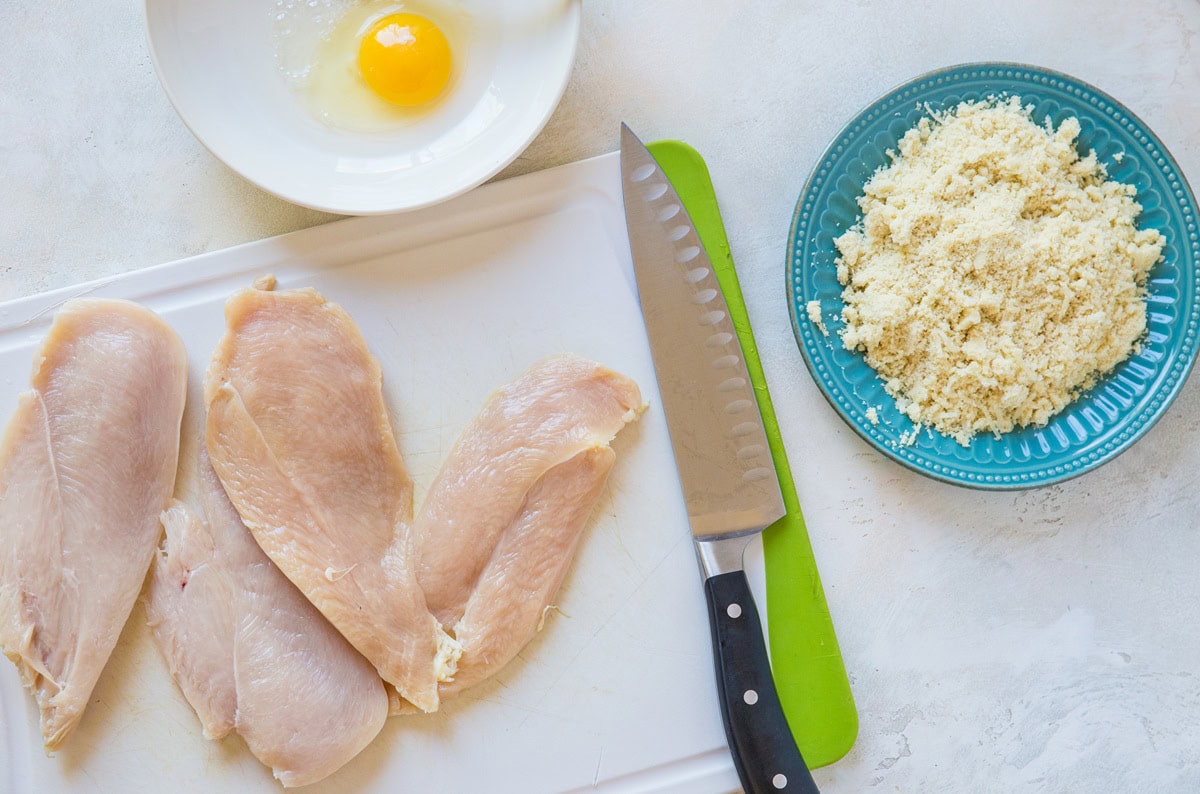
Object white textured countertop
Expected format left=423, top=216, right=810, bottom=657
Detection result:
left=3, top=1, right=1200, bottom=791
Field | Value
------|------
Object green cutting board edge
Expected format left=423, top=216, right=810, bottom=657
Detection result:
left=647, top=141, right=858, bottom=768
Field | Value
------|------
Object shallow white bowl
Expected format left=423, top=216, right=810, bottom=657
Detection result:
left=144, top=0, right=581, bottom=215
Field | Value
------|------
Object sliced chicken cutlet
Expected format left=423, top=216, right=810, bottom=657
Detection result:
left=441, top=446, right=616, bottom=697
left=0, top=299, right=187, bottom=749
left=146, top=444, right=388, bottom=788
left=204, top=285, right=457, bottom=713
left=413, top=354, right=643, bottom=699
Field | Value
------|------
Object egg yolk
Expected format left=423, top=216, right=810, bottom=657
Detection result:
left=358, top=13, right=452, bottom=107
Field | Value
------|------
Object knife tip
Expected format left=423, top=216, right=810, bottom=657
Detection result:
left=620, top=123, right=649, bottom=162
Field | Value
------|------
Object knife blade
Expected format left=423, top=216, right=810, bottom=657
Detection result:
left=620, top=124, right=819, bottom=794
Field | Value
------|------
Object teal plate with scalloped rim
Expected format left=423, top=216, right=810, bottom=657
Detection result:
left=788, top=63, right=1200, bottom=489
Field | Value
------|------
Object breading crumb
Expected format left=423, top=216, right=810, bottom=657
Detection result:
left=835, top=96, right=1163, bottom=446
left=806, top=300, right=828, bottom=336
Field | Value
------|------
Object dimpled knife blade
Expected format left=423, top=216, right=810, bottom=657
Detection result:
left=619, top=124, right=786, bottom=541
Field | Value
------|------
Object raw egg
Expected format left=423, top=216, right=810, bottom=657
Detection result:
left=274, top=1, right=469, bottom=133
left=358, top=14, right=452, bottom=106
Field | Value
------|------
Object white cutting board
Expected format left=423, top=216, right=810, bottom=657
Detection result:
left=0, top=154, right=747, bottom=793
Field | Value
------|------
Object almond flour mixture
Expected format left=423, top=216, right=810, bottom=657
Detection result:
left=833, top=97, right=1165, bottom=445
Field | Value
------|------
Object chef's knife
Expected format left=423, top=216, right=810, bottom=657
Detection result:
left=619, top=124, right=820, bottom=794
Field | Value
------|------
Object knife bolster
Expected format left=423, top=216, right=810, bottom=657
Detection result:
left=696, top=535, right=754, bottom=579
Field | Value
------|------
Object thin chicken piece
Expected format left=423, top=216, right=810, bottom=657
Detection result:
left=0, top=299, right=186, bottom=749
left=147, top=496, right=236, bottom=740
left=146, top=447, right=388, bottom=787
left=441, top=446, right=615, bottom=697
left=204, top=285, right=457, bottom=713
left=413, top=354, right=642, bottom=699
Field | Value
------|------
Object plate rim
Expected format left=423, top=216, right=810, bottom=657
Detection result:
left=140, top=0, right=583, bottom=216
left=785, top=60, right=1200, bottom=490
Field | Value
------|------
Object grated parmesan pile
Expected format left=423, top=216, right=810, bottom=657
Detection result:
left=833, top=96, right=1165, bottom=445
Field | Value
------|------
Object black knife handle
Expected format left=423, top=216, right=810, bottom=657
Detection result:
left=704, top=571, right=820, bottom=794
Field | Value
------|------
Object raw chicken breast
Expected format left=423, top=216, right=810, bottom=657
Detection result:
left=441, top=447, right=615, bottom=697
left=204, top=285, right=457, bottom=714
left=147, top=496, right=237, bottom=741
left=146, top=443, right=388, bottom=788
left=413, top=355, right=642, bottom=698
left=0, top=299, right=187, bottom=749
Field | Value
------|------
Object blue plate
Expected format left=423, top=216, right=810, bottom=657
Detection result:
left=788, top=63, right=1200, bottom=489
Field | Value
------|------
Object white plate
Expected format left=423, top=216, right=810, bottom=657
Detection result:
left=0, top=153, right=742, bottom=793
left=143, top=0, right=581, bottom=215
